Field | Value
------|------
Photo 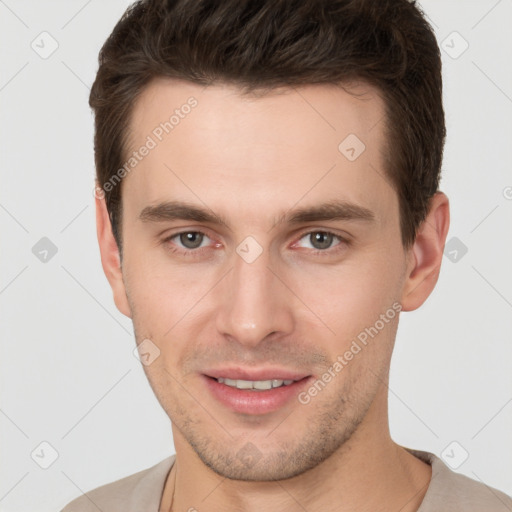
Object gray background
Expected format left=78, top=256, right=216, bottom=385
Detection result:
left=1, top=1, right=511, bottom=510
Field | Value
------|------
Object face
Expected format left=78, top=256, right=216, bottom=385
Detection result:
left=102, top=78, right=420, bottom=480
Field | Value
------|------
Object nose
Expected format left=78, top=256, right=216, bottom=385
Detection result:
left=215, top=243, right=295, bottom=348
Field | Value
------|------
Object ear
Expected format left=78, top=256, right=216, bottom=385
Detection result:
left=400, top=191, right=450, bottom=311
left=95, top=187, right=132, bottom=318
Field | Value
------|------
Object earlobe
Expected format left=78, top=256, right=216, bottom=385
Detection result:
left=400, top=191, right=450, bottom=312
left=95, top=191, right=132, bottom=318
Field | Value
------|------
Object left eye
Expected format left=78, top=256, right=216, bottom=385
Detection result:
left=295, top=231, right=343, bottom=251
left=170, top=231, right=210, bottom=250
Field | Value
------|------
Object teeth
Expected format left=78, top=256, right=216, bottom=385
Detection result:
left=254, top=380, right=272, bottom=390
left=235, top=379, right=253, bottom=389
left=216, top=377, right=296, bottom=390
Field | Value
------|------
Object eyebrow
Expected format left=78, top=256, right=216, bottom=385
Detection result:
left=139, top=199, right=375, bottom=229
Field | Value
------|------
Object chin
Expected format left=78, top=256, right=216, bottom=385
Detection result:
left=191, top=434, right=350, bottom=482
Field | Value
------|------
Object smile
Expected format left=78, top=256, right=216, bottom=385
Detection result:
left=203, top=374, right=313, bottom=415
left=216, top=377, right=296, bottom=390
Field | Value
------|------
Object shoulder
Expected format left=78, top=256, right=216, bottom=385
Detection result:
left=406, top=448, right=512, bottom=512
left=60, top=455, right=175, bottom=512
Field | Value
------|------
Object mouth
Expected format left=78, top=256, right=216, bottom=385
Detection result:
left=201, top=369, right=313, bottom=415
left=215, top=377, right=297, bottom=390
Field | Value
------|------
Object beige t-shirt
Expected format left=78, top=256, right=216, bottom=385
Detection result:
left=61, top=447, right=512, bottom=511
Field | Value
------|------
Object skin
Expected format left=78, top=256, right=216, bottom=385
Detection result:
left=96, top=77, right=450, bottom=511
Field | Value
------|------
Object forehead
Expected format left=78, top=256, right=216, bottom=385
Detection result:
left=123, top=77, right=395, bottom=230
left=129, top=77, right=385, bottom=146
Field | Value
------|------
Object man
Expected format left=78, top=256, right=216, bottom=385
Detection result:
left=61, top=0, right=512, bottom=510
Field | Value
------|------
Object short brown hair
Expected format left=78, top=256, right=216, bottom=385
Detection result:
left=90, top=0, right=446, bottom=252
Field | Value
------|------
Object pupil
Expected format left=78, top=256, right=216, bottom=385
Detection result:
left=312, top=232, right=332, bottom=250
left=181, top=232, right=203, bottom=249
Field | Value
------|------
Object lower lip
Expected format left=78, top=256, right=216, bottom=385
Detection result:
left=202, top=375, right=312, bottom=415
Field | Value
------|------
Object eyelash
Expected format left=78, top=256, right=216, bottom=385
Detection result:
left=162, top=229, right=349, bottom=259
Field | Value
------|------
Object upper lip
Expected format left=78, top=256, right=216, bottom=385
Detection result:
left=203, top=367, right=310, bottom=381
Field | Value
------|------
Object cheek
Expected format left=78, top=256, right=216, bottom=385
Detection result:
left=123, top=252, right=219, bottom=360
left=288, top=251, right=403, bottom=342
left=124, top=244, right=200, bottom=305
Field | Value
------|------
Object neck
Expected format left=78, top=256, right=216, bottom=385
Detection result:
left=168, top=387, right=432, bottom=512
